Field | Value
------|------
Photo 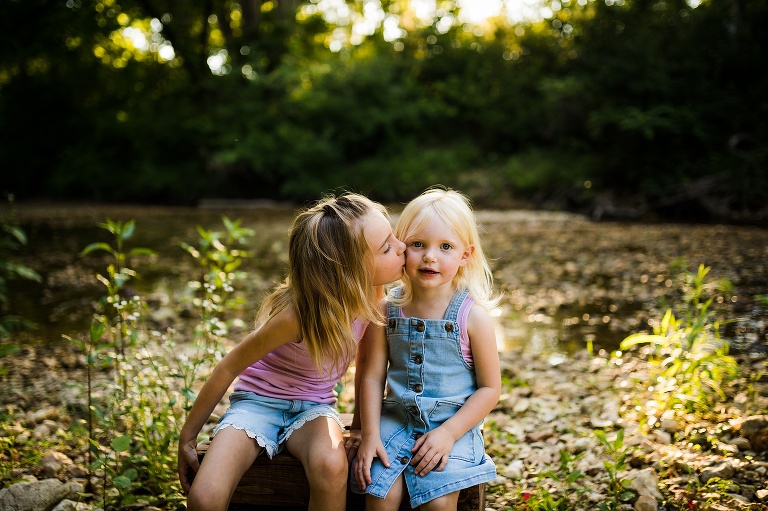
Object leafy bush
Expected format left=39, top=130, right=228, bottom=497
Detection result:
left=620, top=264, right=740, bottom=419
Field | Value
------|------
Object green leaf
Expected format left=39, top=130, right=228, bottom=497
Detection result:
left=121, top=220, right=136, bottom=240
left=128, top=247, right=155, bottom=256
left=620, top=491, right=635, bottom=501
left=80, top=242, right=114, bottom=257
left=111, top=434, right=131, bottom=452
left=619, top=333, right=661, bottom=350
left=0, top=343, right=21, bottom=357
left=12, top=265, right=42, bottom=282
left=112, top=475, right=132, bottom=489
left=122, top=467, right=138, bottom=481
left=90, top=321, right=105, bottom=343
left=566, top=470, right=583, bottom=484
left=6, top=226, right=27, bottom=244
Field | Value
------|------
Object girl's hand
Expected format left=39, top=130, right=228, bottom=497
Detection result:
left=177, top=436, right=200, bottom=494
left=345, top=429, right=362, bottom=462
left=353, top=437, right=390, bottom=489
left=410, top=427, right=454, bottom=476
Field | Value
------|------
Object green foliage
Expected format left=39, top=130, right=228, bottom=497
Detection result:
left=66, top=217, right=253, bottom=507
left=0, top=419, right=50, bottom=487
left=180, top=216, right=254, bottom=348
left=521, top=450, right=586, bottom=510
left=0, top=197, right=42, bottom=345
left=2, top=0, right=766, bottom=216
left=594, top=429, right=635, bottom=511
left=620, top=264, right=740, bottom=418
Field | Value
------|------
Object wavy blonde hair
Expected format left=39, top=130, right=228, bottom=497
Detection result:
left=257, top=193, right=385, bottom=376
left=394, top=187, right=498, bottom=309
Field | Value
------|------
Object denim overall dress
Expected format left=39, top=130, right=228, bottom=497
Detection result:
left=354, top=287, right=496, bottom=507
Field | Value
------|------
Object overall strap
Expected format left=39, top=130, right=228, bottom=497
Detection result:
left=386, top=286, right=404, bottom=318
left=443, top=288, right=470, bottom=323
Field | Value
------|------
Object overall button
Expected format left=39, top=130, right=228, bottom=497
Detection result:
left=399, top=456, right=409, bottom=464
left=445, top=322, right=454, bottom=332
left=415, top=321, right=425, bottom=332
left=413, top=355, right=423, bottom=364
left=388, top=319, right=396, bottom=329
left=412, top=384, right=423, bottom=393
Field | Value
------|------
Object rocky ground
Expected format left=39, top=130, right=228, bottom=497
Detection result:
left=483, top=348, right=768, bottom=510
left=1, top=338, right=767, bottom=510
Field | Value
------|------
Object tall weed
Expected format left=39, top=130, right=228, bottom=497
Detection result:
left=68, top=217, right=253, bottom=508
left=620, top=264, right=739, bottom=420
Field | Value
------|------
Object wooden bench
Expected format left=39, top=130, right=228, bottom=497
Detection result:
left=196, top=414, right=485, bottom=510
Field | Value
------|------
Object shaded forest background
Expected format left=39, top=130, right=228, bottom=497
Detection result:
left=1, top=0, right=766, bottom=221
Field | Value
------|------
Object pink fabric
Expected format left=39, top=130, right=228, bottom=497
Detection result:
left=458, top=295, right=474, bottom=367
left=234, top=319, right=367, bottom=404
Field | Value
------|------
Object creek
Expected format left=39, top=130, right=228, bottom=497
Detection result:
left=5, top=203, right=768, bottom=359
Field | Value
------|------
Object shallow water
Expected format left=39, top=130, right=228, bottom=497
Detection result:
left=4, top=203, right=768, bottom=357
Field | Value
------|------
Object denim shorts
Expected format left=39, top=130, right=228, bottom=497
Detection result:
left=212, top=391, right=343, bottom=458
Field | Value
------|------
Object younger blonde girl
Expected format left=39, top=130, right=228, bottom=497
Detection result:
left=353, top=187, right=501, bottom=511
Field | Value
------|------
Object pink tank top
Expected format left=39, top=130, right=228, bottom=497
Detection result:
left=234, top=319, right=367, bottom=404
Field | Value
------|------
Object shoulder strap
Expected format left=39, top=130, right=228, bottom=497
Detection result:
left=386, top=286, right=404, bottom=318
left=443, top=288, right=470, bottom=322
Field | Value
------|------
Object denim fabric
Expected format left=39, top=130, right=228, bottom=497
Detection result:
left=352, top=287, right=496, bottom=507
left=213, top=391, right=343, bottom=458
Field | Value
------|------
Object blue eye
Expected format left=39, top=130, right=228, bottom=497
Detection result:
left=411, top=241, right=423, bottom=248
left=441, top=243, right=452, bottom=250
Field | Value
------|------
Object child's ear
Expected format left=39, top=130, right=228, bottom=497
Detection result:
left=459, top=244, right=475, bottom=267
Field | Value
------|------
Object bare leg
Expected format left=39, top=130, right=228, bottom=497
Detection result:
left=186, top=427, right=262, bottom=511
left=285, top=416, right=348, bottom=511
left=365, top=475, right=404, bottom=511
left=420, top=490, right=460, bottom=511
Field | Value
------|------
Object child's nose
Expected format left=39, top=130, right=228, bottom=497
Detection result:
left=396, top=239, right=406, bottom=254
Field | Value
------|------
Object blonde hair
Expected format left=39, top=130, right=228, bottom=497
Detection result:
left=394, top=187, right=498, bottom=309
left=257, top=193, right=385, bottom=375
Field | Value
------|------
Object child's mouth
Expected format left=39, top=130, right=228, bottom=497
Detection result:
left=419, top=269, right=438, bottom=276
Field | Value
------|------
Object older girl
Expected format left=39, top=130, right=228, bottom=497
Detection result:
left=178, top=193, right=406, bottom=511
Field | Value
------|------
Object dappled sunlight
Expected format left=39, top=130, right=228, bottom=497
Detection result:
left=88, top=7, right=177, bottom=68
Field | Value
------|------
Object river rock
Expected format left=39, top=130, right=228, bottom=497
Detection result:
left=660, top=418, right=681, bottom=433
left=700, top=460, right=737, bottom=483
left=652, top=429, right=672, bottom=445
left=0, top=479, right=83, bottom=511
left=40, top=452, right=74, bottom=479
left=737, top=415, right=768, bottom=452
left=731, top=437, right=751, bottom=451
left=503, top=459, right=525, bottom=479
left=28, top=407, right=60, bottom=425
left=628, top=468, right=663, bottom=500
left=51, top=500, right=92, bottom=511
left=634, top=494, right=658, bottom=511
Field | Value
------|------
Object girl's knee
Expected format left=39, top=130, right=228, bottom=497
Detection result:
left=186, top=483, right=230, bottom=511
left=421, top=490, right=460, bottom=511
left=304, top=449, right=347, bottom=495
left=307, top=447, right=348, bottom=480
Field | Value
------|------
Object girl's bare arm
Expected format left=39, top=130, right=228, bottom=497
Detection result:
left=354, top=301, right=390, bottom=488
left=177, top=306, right=299, bottom=492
